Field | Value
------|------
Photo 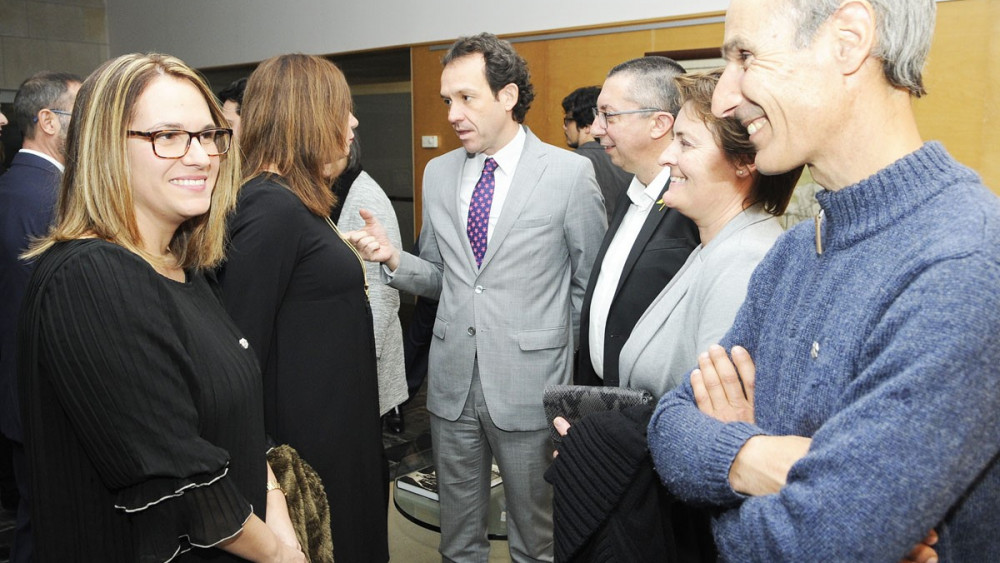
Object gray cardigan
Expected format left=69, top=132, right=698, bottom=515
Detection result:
left=337, top=171, right=408, bottom=415
left=617, top=204, right=782, bottom=398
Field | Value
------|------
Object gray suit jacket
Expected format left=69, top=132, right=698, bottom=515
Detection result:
left=618, top=205, right=782, bottom=398
left=389, top=127, right=607, bottom=430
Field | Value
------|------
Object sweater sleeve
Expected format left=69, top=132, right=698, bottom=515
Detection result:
left=654, top=252, right=1000, bottom=560
left=544, top=405, right=653, bottom=561
left=36, top=245, right=251, bottom=549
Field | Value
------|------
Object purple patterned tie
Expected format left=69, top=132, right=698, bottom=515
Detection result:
left=467, top=158, right=498, bottom=268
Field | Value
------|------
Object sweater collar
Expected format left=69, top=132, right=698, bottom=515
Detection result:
left=814, top=142, right=979, bottom=251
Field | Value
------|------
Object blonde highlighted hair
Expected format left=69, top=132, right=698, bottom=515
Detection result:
left=25, top=53, right=240, bottom=269
left=240, top=53, right=353, bottom=216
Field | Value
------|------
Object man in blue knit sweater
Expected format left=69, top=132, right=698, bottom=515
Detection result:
left=648, top=0, right=1000, bottom=560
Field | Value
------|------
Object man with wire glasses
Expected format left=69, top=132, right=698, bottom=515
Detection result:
left=0, top=70, right=81, bottom=563
left=575, top=56, right=699, bottom=389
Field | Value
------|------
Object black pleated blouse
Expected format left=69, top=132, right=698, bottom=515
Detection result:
left=17, top=239, right=266, bottom=562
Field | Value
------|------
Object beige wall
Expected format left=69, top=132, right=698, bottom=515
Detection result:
left=0, top=0, right=109, bottom=98
left=918, top=0, right=999, bottom=192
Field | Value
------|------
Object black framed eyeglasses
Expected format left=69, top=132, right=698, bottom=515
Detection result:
left=563, top=116, right=576, bottom=127
left=591, top=107, right=664, bottom=128
left=127, top=128, right=233, bottom=159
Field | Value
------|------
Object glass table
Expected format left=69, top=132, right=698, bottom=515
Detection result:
left=392, top=449, right=508, bottom=539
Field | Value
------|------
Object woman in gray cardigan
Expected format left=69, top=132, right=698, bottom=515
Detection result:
left=335, top=141, right=408, bottom=418
left=617, top=70, right=802, bottom=399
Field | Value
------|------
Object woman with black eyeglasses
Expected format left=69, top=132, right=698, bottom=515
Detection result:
left=18, top=53, right=303, bottom=562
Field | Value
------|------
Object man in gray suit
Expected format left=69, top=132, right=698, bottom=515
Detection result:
left=349, top=33, right=606, bottom=562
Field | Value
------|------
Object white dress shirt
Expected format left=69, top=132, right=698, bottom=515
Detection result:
left=385, top=125, right=527, bottom=278
left=19, top=149, right=65, bottom=173
left=458, top=125, right=526, bottom=242
left=588, top=166, right=670, bottom=377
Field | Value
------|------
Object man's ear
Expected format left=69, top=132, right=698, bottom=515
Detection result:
left=36, top=110, right=60, bottom=136
left=498, top=83, right=519, bottom=112
left=650, top=111, right=675, bottom=141
left=829, top=0, right=876, bottom=76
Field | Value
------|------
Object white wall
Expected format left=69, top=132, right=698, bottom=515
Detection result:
left=106, top=0, right=730, bottom=69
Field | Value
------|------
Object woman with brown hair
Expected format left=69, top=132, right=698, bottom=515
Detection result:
left=18, top=52, right=302, bottom=562
left=218, top=54, right=388, bottom=562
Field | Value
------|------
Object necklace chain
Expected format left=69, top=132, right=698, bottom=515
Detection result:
left=325, top=216, right=369, bottom=299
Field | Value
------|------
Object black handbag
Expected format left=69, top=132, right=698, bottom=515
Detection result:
left=543, top=384, right=654, bottom=443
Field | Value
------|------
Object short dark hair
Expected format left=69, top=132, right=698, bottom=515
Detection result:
left=13, top=71, right=81, bottom=139
left=216, top=77, right=247, bottom=108
left=561, top=86, right=600, bottom=129
left=607, top=56, right=686, bottom=116
left=442, top=33, right=535, bottom=123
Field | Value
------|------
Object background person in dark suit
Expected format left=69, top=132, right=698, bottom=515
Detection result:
left=576, top=57, right=699, bottom=388
left=561, top=86, right=632, bottom=220
left=0, top=70, right=80, bottom=563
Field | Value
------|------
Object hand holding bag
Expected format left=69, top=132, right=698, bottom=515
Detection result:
left=543, top=384, right=654, bottom=443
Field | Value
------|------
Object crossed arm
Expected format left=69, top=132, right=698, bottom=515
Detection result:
left=689, top=345, right=937, bottom=563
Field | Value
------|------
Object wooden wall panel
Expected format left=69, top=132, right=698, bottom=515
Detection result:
left=918, top=0, right=998, bottom=192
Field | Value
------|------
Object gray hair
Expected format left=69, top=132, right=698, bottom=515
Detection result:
left=607, top=56, right=686, bottom=116
left=786, top=0, right=935, bottom=97
left=13, top=71, right=81, bottom=139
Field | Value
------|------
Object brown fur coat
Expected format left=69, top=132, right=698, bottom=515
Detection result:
left=267, top=444, right=334, bottom=562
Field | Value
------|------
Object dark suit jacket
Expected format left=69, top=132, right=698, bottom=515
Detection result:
left=575, top=141, right=632, bottom=221
left=576, top=180, right=699, bottom=387
left=0, top=151, right=61, bottom=442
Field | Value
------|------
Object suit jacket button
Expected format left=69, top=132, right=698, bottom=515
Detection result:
left=475, top=285, right=484, bottom=294
left=467, top=327, right=476, bottom=336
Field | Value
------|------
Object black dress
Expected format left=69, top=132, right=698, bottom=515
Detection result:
left=18, top=239, right=266, bottom=562
left=218, top=174, right=388, bottom=562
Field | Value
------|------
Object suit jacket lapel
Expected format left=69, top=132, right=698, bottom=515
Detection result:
left=618, top=254, right=695, bottom=387
left=581, top=186, right=632, bottom=314
left=447, top=152, right=481, bottom=271
left=476, top=130, right=545, bottom=273
left=614, top=180, right=671, bottom=297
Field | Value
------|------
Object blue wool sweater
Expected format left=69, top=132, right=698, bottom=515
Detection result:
left=648, top=142, right=1000, bottom=561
